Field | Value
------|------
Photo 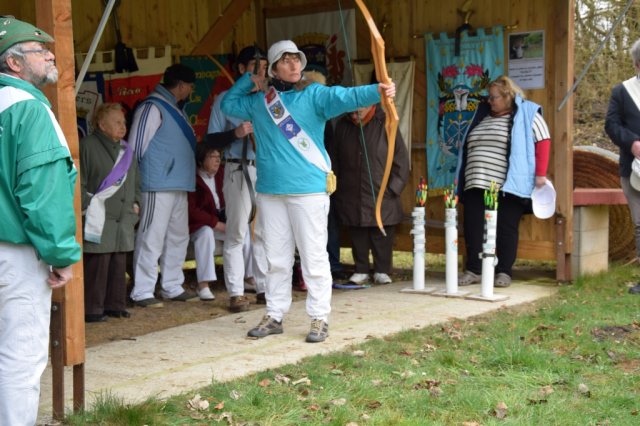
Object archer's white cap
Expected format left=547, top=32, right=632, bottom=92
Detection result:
left=267, top=40, right=307, bottom=78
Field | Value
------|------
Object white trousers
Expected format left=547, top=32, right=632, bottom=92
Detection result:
left=0, top=243, right=51, bottom=426
left=223, top=163, right=266, bottom=295
left=256, top=193, right=332, bottom=322
left=621, top=177, right=640, bottom=257
left=132, top=191, right=189, bottom=300
left=191, top=226, right=253, bottom=290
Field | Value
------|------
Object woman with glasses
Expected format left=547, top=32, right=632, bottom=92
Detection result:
left=188, top=145, right=226, bottom=301
left=456, top=75, right=551, bottom=288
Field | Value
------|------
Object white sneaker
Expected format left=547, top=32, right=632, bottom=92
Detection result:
left=349, top=273, right=370, bottom=284
left=373, top=273, right=392, bottom=284
left=197, top=287, right=215, bottom=301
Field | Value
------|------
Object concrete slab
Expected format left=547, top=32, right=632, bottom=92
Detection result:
left=37, top=276, right=556, bottom=422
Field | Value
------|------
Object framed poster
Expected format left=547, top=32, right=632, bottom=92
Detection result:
left=508, top=31, right=545, bottom=90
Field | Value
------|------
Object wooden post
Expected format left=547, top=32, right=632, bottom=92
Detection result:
left=35, top=0, right=86, bottom=415
left=49, top=302, right=64, bottom=419
left=553, top=0, right=575, bottom=280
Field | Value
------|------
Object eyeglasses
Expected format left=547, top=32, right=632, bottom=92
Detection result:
left=20, top=47, right=51, bottom=57
left=488, top=95, right=503, bottom=101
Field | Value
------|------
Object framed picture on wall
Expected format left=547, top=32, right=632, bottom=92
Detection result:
left=507, top=31, right=545, bottom=89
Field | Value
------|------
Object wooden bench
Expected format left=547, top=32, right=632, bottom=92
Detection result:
left=572, top=188, right=628, bottom=277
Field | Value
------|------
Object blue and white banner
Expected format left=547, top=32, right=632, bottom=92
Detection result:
left=425, top=26, right=504, bottom=190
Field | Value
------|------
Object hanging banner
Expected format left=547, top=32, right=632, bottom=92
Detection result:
left=425, top=26, right=505, bottom=190
left=104, top=73, right=163, bottom=122
left=266, top=9, right=356, bottom=86
left=354, top=60, right=415, bottom=167
left=180, top=55, right=234, bottom=141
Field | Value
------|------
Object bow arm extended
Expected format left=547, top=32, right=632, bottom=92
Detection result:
left=354, top=0, right=399, bottom=237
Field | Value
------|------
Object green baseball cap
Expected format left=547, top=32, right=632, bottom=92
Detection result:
left=0, top=16, right=54, bottom=55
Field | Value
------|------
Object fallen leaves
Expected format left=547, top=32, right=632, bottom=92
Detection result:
left=578, top=383, right=591, bottom=397
left=527, top=384, right=554, bottom=405
left=292, top=377, right=311, bottom=386
left=413, top=379, right=440, bottom=390
left=493, top=401, right=508, bottom=419
left=187, top=394, right=209, bottom=411
left=441, top=324, right=464, bottom=341
left=274, top=374, right=290, bottom=384
left=423, top=343, right=437, bottom=352
left=366, top=400, right=382, bottom=409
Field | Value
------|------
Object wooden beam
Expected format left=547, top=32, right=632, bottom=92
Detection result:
left=264, top=0, right=355, bottom=18
left=553, top=0, right=575, bottom=278
left=573, top=188, right=627, bottom=206
left=35, top=0, right=86, bottom=367
left=191, top=0, right=253, bottom=55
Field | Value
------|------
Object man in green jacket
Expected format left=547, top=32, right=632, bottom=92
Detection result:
left=0, top=16, right=81, bottom=425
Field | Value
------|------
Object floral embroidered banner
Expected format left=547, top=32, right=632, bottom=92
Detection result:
left=424, top=27, right=504, bottom=190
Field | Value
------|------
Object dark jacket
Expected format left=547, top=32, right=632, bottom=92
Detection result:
left=329, top=105, right=409, bottom=227
left=605, top=82, right=640, bottom=177
left=188, top=167, right=225, bottom=234
left=80, top=130, right=141, bottom=253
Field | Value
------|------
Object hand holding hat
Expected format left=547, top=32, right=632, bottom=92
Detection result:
left=531, top=179, right=556, bottom=219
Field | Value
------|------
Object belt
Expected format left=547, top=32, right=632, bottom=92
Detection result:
left=226, top=159, right=255, bottom=166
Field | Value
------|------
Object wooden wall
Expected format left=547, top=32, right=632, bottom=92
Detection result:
left=3, top=0, right=574, bottom=263
left=257, top=0, right=574, bottom=262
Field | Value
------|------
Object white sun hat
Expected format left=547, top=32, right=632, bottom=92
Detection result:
left=630, top=158, right=640, bottom=191
left=267, top=40, right=307, bottom=78
left=531, top=179, right=556, bottom=219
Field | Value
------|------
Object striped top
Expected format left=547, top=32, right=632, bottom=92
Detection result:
left=464, top=112, right=550, bottom=191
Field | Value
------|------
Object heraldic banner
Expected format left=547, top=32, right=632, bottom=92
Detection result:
left=180, top=55, right=233, bottom=141
left=424, top=26, right=504, bottom=191
left=266, top=8, right=356, bottom=86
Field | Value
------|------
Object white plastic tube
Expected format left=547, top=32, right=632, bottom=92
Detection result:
left=480, top=209, right=498, bottom=298
left=411, top=207, right=426, bottom=290
left=444, top=208, right=458, bottom=293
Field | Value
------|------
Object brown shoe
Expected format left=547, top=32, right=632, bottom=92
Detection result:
left=229, top=295, right=250, bottom=313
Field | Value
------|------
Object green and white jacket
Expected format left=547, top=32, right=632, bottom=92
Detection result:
left=0, top=73, right=81, bottom=267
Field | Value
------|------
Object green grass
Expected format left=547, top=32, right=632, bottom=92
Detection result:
left=65, top=263, right=640, bottom=425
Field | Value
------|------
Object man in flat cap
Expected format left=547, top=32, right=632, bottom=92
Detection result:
left=0, top=16, right=81, bottom=425
left=129, top=64, right=200, bottom=306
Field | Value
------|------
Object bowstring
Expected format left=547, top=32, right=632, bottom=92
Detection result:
left=338, top=0, right=378, bottom=210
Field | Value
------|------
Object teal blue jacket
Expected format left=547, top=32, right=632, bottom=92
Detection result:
left=221, top=74, right=381, bottom=194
